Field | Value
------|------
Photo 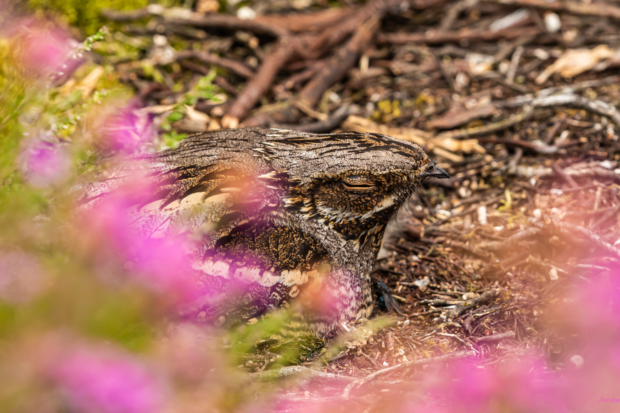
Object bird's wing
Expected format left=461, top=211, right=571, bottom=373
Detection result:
left=80, top=129, right=271, bottom=240
left=79, top=130, right=331, bottom=324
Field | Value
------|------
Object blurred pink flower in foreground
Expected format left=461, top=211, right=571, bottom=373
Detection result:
left=6, top=18, right=79, bottom=78
left=0, top=250, right=47, bottom=304
left=80, top=174, right=199, bottom=302
left=100, top=104, right=154, bottom=153
left=51, top=346, right=168, bottom=413
left=20, top=138, right=71, bottom=187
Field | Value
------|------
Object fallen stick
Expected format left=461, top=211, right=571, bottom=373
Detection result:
left=250, top=365, right=356, bottom=383
left=553, top=221, right=620, bottom=259
left=273, top=106, right=350, bottom=133
left=223, top=41, right=298, bottom=128
left=102, top=6, right=288, bottom=37
left=474, top=331, right=515, bottom=343
left=451, top=288, right=502, bottom=318
left=254, top=7, right=352, bottom=33
left=174, top=50, right=255, bottom=79
left=476, top=138, right=562, bottom=154
left=499, top=94, right=620, bottom=127
left=487, top=0, right=620, bottom=21
left=377, top=26, right=541, bottom=45
left=224, top=0, right=442, bottom=127
left=435, top=108, right=534, bottom=140
left=342, top=350, right=476, bottom=399
left=551, top=163, right=579, bottom=189
left=440, top=93, right=620, bottom=142
left=481, top=227, right=542, bottom=252
left=241, top=16, right=380, bottom=127
left=294, top=17, right=380, bottom=116
left=117, top=50, right=255, bottom=79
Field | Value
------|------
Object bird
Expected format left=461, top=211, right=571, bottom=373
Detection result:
left=82, top=128, right=449, bottom=338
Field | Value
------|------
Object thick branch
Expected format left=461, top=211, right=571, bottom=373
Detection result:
left=487, top=0, right=620, bottom=21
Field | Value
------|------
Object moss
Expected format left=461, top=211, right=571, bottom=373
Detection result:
left=27, top=0, right=146, bottom=35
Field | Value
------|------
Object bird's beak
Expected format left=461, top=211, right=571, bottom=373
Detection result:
left=420, top=163, right=450, bottom=180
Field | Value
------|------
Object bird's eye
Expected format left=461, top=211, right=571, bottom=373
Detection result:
left=341, top=175, right=376, bottom=192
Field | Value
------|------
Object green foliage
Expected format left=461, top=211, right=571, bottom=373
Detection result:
left=184, top=71, right=219, bottom=106
left=0, top=14, right=350, bottom=412
left=161, top=129, right=187, bottom=148
left=160, top=71, right=221, bottom=149
left=0, top=39, right=28, bottom=182
left=27, top=0, right=189, bottom=35
left=27, top=0, right=149, bottom=35
left=0, top=26, right=157, bottom=356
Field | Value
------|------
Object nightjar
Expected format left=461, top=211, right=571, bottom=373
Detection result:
left=82, top=128, right=449, bottom=337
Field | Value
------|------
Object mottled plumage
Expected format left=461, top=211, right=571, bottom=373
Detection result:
left=82, top=128, right=448, bottom=337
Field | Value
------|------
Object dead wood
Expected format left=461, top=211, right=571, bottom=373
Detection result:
left=342, top=350, right=476, bottom=398
left=377, top=26, right=541, bottom=45
left=487, top=0, right=620, bottom=21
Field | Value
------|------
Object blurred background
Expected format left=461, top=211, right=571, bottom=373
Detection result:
left=2, top=0, right=620, bottom=412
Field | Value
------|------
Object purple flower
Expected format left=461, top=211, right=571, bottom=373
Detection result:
left=52, top=347, right=168, bottom=413
left=21, top=138, right=71, bottom=188
left=100, top=105, right=153, bottom=153
left=80, top=176, right=200, bottom=302
left=7, top=18, right=77, bottom=78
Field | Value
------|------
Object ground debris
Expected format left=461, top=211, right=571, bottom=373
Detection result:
left=100, top=0, right=620, bottom=385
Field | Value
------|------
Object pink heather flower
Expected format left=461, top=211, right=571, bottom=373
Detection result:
left=394, top=355, right=571, bottom=413
left=80, top=175, right=200, bottom=302
left=100, top=104, right=154, bottom=153
left=8, top=18, right=78, bottom=79
left=21, top=138, right=71, bottom=188
left=52, top=347, right=168, bottom=413
left=130, top=236, right=199, bottom=300
left=0, top=250, right=47, bottom=304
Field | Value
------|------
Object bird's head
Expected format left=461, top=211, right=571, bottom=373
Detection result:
left=255, top=130, right=449, bottom=244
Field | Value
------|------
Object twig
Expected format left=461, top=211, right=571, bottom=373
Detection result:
left=428, top=104, right=497, bottom=130
left=103, top=6, right=289, bottom=37
left=553, top=221, right=620, bottom=259
left=174, top=50, right=255, bottom=79
left=254, top=7, right=352, bottom=33
left=475, top=331, right=515, bottom=343
left=250, top=365, right=356, bottom=383
left=451, top=288, right=502, bottom=318
left=551, top=163, right=579, bottom=189
left=506, top=46, right=524, bottom=84
left=342, top=350, right=476, bottom=398
left=223, top=41, right=297, bottom=128
left=435, top=107, right=534, bottom=140
left=243, top=15, right=380, bottom=127
left=499, top=94, right=620, bottom=127
left=487, top=0, right=620, bottom=21
left=377, top=26, right=540, bottom=45
left=439, top=0, right=479, bottom=31
left=273, top=106, right=351, bottom=133
left=432, top=194, right=506, bottom=226
left=118, top=50, right=255, bottom=79
left=222, top=0, right=443, bottom=126
left=591, top=204, right=620, bottom=229
left=481, top=227, right=542, bottom=252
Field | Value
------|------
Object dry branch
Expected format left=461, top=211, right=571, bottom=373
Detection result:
left=102, top=6, right=288, bottom=37
left=488, top=0, right=620, bottom=21
left=377, top=26, right=541, bottom=45
left=342, top=350, right=476, bottom=398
